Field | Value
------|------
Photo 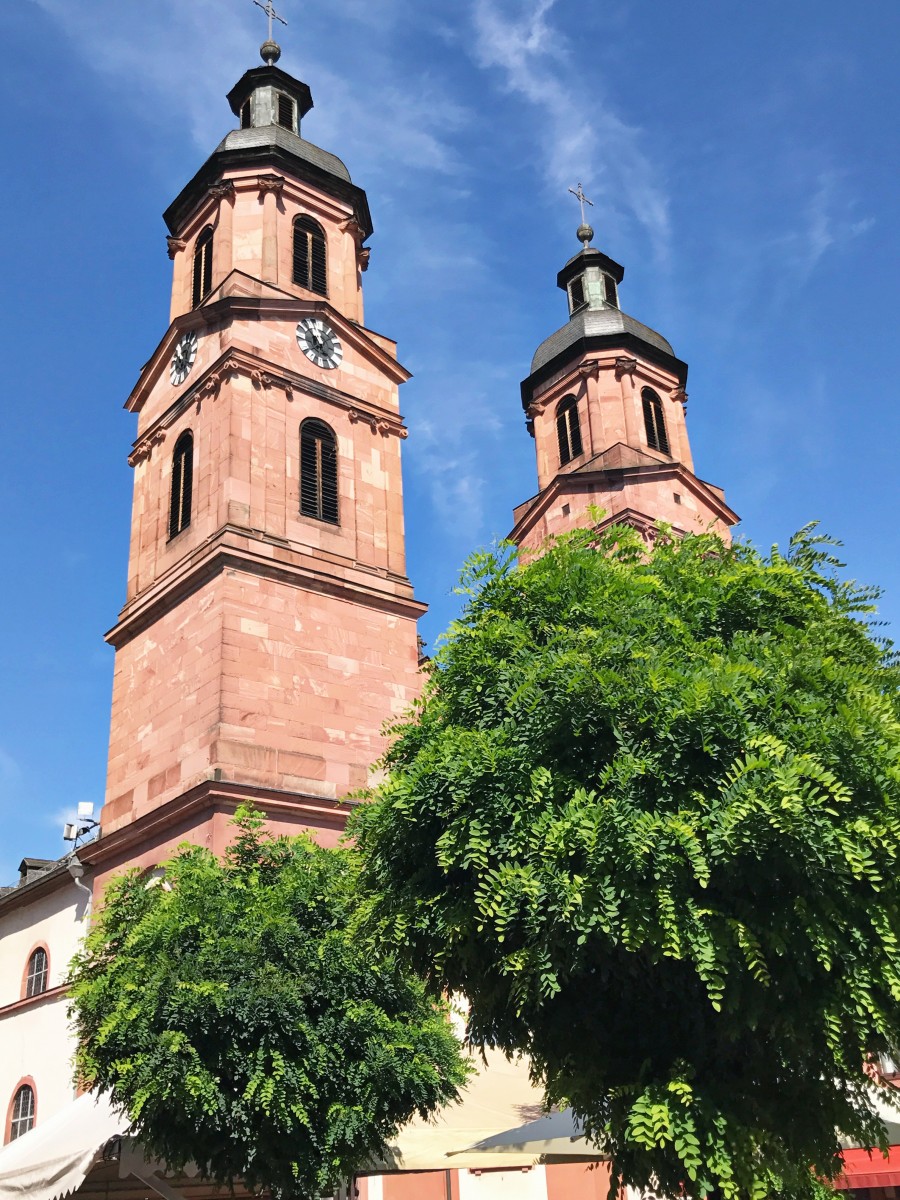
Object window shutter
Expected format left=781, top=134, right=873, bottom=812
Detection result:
left=569, top=405, right=583, bottom=458
left=569, top=276, right=585, bottom=312
left=642, top=389, right=669, bottom=454
left=310, top=234, right=327, bottom=296
left=603, top=274, right=618, bottom=307
left=277, top=93, right=294, bottom=130
left=293, top=217, right=327, bottom=296
left=300, top=420, right=339, bottom=524
left=192, top=228, right=213, bottom=308
left=556, top=396, right=582, bottom=465
left=293, top=226, right=310, bottom=289
left=169, top=432, right=194, bottom=539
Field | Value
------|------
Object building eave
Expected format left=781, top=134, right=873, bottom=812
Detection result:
left=521, top=331, right=689, bottom=409
left=163, top=142, right=372, bottom=240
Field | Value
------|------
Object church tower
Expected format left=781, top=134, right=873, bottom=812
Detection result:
left=93, top=41, right=424, bottom=882
left=511, top=216, right=738, bottom=551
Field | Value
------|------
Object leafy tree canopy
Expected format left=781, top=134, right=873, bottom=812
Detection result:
left=352, top=523, right=900, bottom=1200
left=69, top=808, right=468, bottom=1200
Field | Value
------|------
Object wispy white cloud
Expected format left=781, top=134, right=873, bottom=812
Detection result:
left=29, top=0, right=471, bottom=186
left=407, top=363, right=507, bottom=542
left=469, top=0, right=671, bottom=262
left=767, top=170, right=875, bottom=297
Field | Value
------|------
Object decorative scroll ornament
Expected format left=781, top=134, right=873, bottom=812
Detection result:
left=615, top=356, right=638, bottom=380
left=166, top=236, right=187, bottom=260
left=257, top=173, right=285, bottom=195
left=671, top=387, right=688, bottom=410
left=358, top=247, right=371, bottom=273
left=208, top=181, right=236, bottom=203
left=128, top=429, right=166, bottom=467
left=348, top=409, right=408, bottom=439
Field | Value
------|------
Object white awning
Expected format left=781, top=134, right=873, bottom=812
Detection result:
left=450, top=1105, right=605, bottom=1160
left=364, top=1048, right=607, bottom=1173
left=0, top=1093, right=124, bottom=1200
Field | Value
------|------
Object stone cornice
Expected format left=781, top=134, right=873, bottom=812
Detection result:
left=127, top=347, right=409, bottom=466
left=105, top=525, right=426, bottom=649
left=522, top=331, right=689, bottom=410
left=80, top=779, right=356, bottom=875
left=125, top=293, right=411, bottom=415
left=524, top=350, right=680, bottom=418
left=509, top=459, right=739, bottom=546
left=0, top=985, right=68, bottom=1021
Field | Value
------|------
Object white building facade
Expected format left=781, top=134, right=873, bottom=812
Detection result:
left=0, top=859, right=91, bottom=1146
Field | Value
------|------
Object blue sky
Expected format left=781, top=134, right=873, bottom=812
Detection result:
left=0, top=0, right=897, bottom=882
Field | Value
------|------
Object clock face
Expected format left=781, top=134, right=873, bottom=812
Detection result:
left=170, top=330, right=199, bottom=386
left=296, top=318, right=343, bottom=370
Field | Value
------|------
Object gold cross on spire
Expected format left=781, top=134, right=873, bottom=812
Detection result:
left=568, top=183, right=594, bottom=227
left=253, top=0, right=287, bottom=43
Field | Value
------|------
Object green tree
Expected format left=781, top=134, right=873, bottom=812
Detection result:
left=69, top=808, right=468, bottom=1200
left=352, top=523, right=900, bottom=1200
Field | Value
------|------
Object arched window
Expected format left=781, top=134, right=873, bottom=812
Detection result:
left=169, top=431, right=194, bottom=539
left=642, top=388, right=670, bottom=454
left=8, top=1085, right=35, bottom=1142
left=293, top=216, right=327, bottom=296
left=25, top=949, right=48, bottom=999
left=556, top=395, right=583, bottom=466
left=300, top=419, right=338, bottom=524
left=192, top=226, right=214, bottom=308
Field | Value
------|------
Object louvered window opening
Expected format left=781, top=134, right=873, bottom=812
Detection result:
left=25, top=949, right=48, bottom=999
left=169, top=432, right=194, bottom=539
left=300, top=420, right=339, bottom=524
left=603, top=274, right=619, bottom=307
left=642, top=388, right=670, bottom=454
left=240, top=100, right=251, bottom=129
left=10, top=1087, right=35, bottom=1142
left=569, top=277, right=586, bottom=313
left=293, top=217, right=327, bottom=296
left=556, top=396, right=583, bottom=466
left=277, top=93, right=295, bottom=130
left=192, top=227, right=214, bottom=308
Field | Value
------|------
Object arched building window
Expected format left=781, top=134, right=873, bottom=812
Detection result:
left=642, top=388, right=670, bottom=454
left=7, top=1085, right=35, bottom=1143
left=556, top=395, right=583, bottom=466
left=24, top=948, right=48, bottom=999
left=300, top=419, right=338, bottom=524
left=169, top=431, right=194, bottom=539
left=192, top=226, right=214, bottom=308
left=293, top=216, right=327, bottom=296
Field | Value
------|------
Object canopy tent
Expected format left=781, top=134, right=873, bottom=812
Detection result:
left=0, top=1051, right=608, bottom=1200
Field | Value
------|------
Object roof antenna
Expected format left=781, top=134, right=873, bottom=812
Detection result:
left=253, top=0, right=287, bottom=65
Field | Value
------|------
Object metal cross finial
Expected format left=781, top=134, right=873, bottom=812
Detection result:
left=253, top=0, right=287, bottom=41
left=568, top=183, right=594, bottom=226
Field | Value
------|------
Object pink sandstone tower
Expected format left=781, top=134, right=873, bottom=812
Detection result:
left=511, top=220, right=738, bottom=551
left=89, top=50, right=424, bottom=888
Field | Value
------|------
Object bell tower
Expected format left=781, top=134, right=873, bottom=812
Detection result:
left=93, top=40, right=424, bottom=882
left=511, top=215, right=738, bottom=551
